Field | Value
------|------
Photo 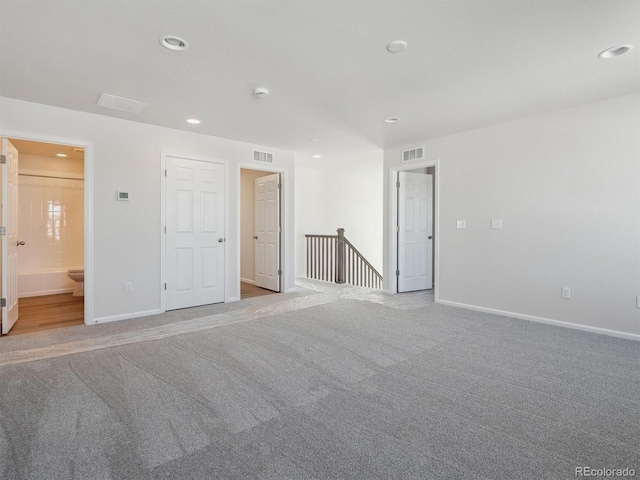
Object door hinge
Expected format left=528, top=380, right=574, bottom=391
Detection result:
left=164, top=283, right=167, bottom=290
left=0, top=298, right=6, bottom=308
left=164, top=226, right=166, bottom=234
left=278, top=226, right=282, bottom=233
left=396, top=270, right=400, bottom=276
left=396, top=181, right=400, bottom=188
left=277, top=183, right=282, bottom=190
left=396, top=225, right=399, bottom=232
left=277, top=269, right=282, bottom=275
left=0, top=155, right=6, bottom=164
left=164, top=169, right=167, bottom=177
left=0, top=227, right=5, bottom=235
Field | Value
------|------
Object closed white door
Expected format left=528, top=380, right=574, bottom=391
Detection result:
left=254, top=173, right=280, bottom=292
left=1, top=138, right=19, bottom=334
left=165, top=156, right=225, bottom=310
left=398, top=171, right=433, bottom=293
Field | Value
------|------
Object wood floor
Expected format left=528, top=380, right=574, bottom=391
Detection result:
left=7, top=293, right=84, bottom=336
left=240, top=281, right=278, bottom=299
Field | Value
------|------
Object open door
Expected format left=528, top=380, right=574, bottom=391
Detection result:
left=1, top=138, right=20, bottom=334
left=254, top=173, right=280, bottom=292
left=397, top=171, right=433, bottom=293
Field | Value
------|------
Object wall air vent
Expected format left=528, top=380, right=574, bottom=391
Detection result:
left=253, top=150, right=273, bottom=164
left=402, top=147, right=424, bottom=162
left=97, top=93, right=147, bottom=114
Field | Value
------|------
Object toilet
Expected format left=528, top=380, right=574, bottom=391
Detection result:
left=67, top=268, right=84, bottom=296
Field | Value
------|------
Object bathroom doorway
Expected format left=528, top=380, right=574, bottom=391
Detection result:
left=240, top=168, right=282, bottom=300
left=2, top=138, right=85, bottom=335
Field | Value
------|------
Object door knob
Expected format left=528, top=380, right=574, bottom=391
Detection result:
left=17, top=241, right=25, bottom=246
left=253, top=236, right=258, bottom=240
left=218, top=238, right=224, bottom=243
left=428, top=236, right=433, bottom=240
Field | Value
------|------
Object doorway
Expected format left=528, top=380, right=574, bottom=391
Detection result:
left=240, top=168, right=282, bottom=299
left=389, top=160, right=439, bottom=297
left=1, top=138, right=86, bottom=335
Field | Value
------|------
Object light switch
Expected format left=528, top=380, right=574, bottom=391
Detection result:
left=456, top=220, right=466, bottom=229
left=491, top=219, right=502, bottom=229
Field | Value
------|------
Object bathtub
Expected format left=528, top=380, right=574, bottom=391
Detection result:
left=18, top=268, right=75, bottom=298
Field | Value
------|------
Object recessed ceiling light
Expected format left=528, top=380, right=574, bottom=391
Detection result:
left=56, top=153, right=67, bottom=157
left=160, top=35, right=189, bottom=51
left=254, top=87, right=269, bottom=98
left=384, top=117, right=400, bottom=123
left=387, top=40, right=407, bottom=53
left=308, top=138, right=318, bottom=143
left=598, top=44, right=633, bottom=59
left=186, top=118, right=201, bottom=124
left=311, top=154, right=322, bottom=159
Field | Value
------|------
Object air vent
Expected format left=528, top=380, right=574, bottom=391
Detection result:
left=253, top=150, right=273, bottom=164
left=402, top=147, right=424, bottom=162
left=97, top=93, right=147, bottom=114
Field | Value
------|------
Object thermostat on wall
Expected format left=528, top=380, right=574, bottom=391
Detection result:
left=117, top=191, right=129, bottom=201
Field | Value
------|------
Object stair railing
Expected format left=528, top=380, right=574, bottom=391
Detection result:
left=305, top=228, right=382, bottom=289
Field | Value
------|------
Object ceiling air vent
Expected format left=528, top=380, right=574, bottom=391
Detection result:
left=96, top=93, right=147, bottom=114
left=253, top=150, right=273, bottom=164
left=402, top=147, right=424, bottom=162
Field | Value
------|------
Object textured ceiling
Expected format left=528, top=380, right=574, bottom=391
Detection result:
left=1, top=0, right=638, bottom=159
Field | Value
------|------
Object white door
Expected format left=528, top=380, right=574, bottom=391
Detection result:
left=398, top=171, right=433, bottom=293
left=1, top=139, right=19, bottom=334
left=165, top=156, right=225, bottom=310
left=254, top=173, right=280, bottom=292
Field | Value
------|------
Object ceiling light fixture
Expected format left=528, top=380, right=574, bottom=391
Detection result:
left=186, top=118, right=201, bottom=124
left=56, top=153, right=68, bottom=157
left=308, top=138, right=318, bottom=143
left=254, top=87, right=269, bottom=98
left=598, top=44, right=633, bottom=59
left=384, top=117, right=400, bottom=123
left=311, top=154, right=322, bottom=159
left=160, top=35, right=189, bottom=51
left=387, top=40, right=408, bottom=53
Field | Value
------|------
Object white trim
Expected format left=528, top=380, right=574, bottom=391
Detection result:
left=388, top=159, right=440, bottom=300
left=237, top=162, right=290, bottom=298
left=0, top=128, right=94, bottom=325
left=160, top=150, right=230, bottom=311
left=92, top=308, right=163, bottom=325
left=437, top=299, right=640, bottom=342
left=285, top=287, right=297, bottom=293
left=227, top=296, right=240, bottom=303
left=19, top=288, right=74, bottom=298
left=240, top=277, right=256, bottom=285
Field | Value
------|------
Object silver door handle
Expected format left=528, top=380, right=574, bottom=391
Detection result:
left=428, top=236, right=433, bottom=240
left=253, top=236, right=258, bottom=240
left=17, top=241, right=25, bottom=246
left=218, top=238, right=224, bottom=243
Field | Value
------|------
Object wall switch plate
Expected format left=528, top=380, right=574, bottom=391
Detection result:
left=490, top=219, right=502, bottom=229
left=637, top=295, right=640, bottom=309
left=456, top=220, right=466, bottom=229
left=125, top=282, right=133, bottom=293
left=561, top=287, right=571, bottom=299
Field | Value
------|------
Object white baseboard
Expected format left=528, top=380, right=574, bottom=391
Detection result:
left=91, top=309, right=163, bottom=325
left=285, top=287, right=297, bottom=293
left=227, top=296, right=240, bottom=303
left=19, top=288, right=74, bottom=298
left=240, top=278, right=255, bottom=285
left=436, top=299, right=640, bottom=342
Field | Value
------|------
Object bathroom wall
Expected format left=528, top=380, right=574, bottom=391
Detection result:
left=18, top=154, right=84, bottom=274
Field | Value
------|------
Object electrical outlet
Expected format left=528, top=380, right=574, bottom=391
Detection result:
left=125, top=282, right=133, bottom=293
left=561, top=287, right=570, bottom=299
left=456, top=220, right=466, bottom=229
left=490, top=219, right=502, bottom=229
left=636, top=295, right=640, bottom=309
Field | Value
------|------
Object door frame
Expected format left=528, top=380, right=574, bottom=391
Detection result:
left=388, top=159, right=440, bottom=299
left=0, top=128, right=94, bottom=325
left=237, top=162, right=289, bottom=298
left=160, top=151, right=230, bottom=312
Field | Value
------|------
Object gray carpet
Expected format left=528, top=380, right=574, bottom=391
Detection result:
left=0, top=299, right=638, bottom=479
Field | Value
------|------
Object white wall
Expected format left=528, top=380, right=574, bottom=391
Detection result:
left=0, top=96, right=295, bottom=322
left=384, top=93, right=640, bottom=337
left=295, top=150, right=384, bottom=277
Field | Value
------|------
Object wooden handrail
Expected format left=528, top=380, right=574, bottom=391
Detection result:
left=305, top=228, right=382, bottom=289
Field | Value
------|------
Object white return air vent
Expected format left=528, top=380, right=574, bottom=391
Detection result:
left=97, top=93, right=147, bottom=114
left=253, top=150, right=273, bottom=164
left=402, top=146, right=424, bottom=162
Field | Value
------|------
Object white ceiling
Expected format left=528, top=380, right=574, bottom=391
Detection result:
left=1, top=0, right=638, bottom=159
